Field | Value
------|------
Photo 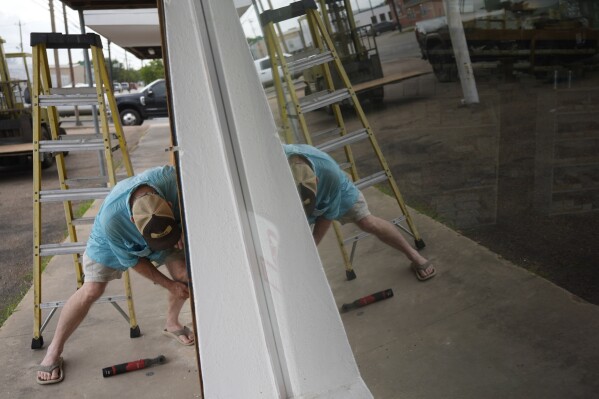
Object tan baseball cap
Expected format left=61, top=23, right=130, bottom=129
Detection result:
left=289, top=155, right=317, bottom=215
left=131, top=193, right=181, bottom=251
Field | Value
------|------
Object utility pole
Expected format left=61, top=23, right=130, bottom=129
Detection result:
left=368, top=0, right=375, bottom=19
left=78, top=9, right=104, bottom=179
left=63, top=3, right=81, bottom=125
left=444, top=0, right=479, bottom=104
left=49, top=0, right=62, bottom=87
left=18, top=20, right=24, bottom=51
left=297, top=16, right=307, bottom=49
left=107, top=40, right=114, bottom=84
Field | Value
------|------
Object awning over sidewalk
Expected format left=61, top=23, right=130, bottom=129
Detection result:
left=59, top=0, right=252, bottom=59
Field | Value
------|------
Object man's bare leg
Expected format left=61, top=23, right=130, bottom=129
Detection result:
left=37, top=281, right=108, bottom=382
left=164, top=255, right=194, bottom=344
left=355, top=215, right=435, bottom=279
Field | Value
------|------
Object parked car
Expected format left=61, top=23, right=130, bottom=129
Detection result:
left=121, top=82, right=130, bottom=92
left=254, top=54, right=301, bottom=87
left=113, top=81, right=122, bottom=93
left=369, top=21, right=398, bottom=36
left=115, top=78, right=168, bottom=126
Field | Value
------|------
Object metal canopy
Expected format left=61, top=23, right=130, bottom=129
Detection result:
left=60, top=0, right=251, bottom=60
left=59, top=0, right=157, bottom=11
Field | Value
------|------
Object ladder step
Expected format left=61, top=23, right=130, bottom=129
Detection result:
left=50, top=87, right=98, bottom=95
left=299, top=89, right=351, bottom=113
left=287, top=50, right=334, bottom=74
left=39, top=241, right=86, bottom=256
left=354, top=170, right=388, bottom=190
left=39, top=88, right=99, bottom=107
left=343, top=216, right=407, bottom=244
left=64, top=173, right=128, bottom=186
left=338, top=162, right=352, bottom=170
left=40, top=187, right=110, bottom=202
left=40, top=295, right=127, bottom=309
left=317, top=128, right=369, bottom=153
left=312, top=127, right=341, bottom=140
left=71, top=216, right=96, bottom=226
left=39, top=137, right=106, bottom=152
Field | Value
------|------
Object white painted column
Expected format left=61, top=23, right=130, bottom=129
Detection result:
left=444, top=0, right=479, bottom=104
left=161, top=0, right=373, bottom=398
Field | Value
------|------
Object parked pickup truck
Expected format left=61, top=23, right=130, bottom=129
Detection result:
left=415, top=0, right=599, bottom=82
left=115, top=79, right=168, bottom=126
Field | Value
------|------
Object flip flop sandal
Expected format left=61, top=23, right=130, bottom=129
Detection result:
left=163, top=326, right=195, bottom=346
left=36, top=357, right=64, bottom=385
left=411, top=261, right=436, bottom=281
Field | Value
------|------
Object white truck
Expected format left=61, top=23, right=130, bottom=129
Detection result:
left=415, top=0, right=599, bottom=82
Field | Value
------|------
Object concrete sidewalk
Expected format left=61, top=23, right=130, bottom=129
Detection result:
left=2, top=122, right=599, bottom=398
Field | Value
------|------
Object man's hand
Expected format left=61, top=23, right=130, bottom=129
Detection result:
left=169, top=280, right=189, bottom=299
left=133, top=258, right=188, bottom=298
left=174, top=234, right=184, bottom=250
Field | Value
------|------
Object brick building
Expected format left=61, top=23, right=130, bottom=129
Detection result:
left=392, top=0, right=445, bottom=28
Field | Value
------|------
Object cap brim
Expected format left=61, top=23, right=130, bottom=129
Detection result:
left=144, top=225, right=182, bottom=251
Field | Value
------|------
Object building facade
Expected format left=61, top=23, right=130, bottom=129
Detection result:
left=395, top=0, right=445, bottom=28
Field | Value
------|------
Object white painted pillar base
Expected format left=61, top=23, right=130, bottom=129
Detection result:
left=445, top=0, right=479, bottom=104
left=161, top=0, right=373, bottom=397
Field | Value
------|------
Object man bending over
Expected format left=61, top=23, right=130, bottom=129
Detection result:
left=37, top=165, right=193, bottom=385
left=284, top=144, right=436, bottom=281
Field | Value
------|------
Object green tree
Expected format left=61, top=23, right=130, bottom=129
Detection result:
left=140, top=59, right=165, bottom=84
left=121, top=68, right=141, bottom=84
left=109, top=60, right=126, bottom=83
left=107, top=60, right=141, bottom=84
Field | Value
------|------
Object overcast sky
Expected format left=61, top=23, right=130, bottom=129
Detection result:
left=0, top=0, right=136, bottom=76
left=1, top=0, right=386, bottom=78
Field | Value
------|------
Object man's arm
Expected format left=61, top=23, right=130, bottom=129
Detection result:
left=132, top=257, right=189, bottom=299
left=312, top=217, right=333, bottom=245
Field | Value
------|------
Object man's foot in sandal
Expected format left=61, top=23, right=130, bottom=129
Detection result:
left=163, top=325, right=195, bottom=346
left=411, top=260, right=436, bottom=281
left=36, top=356, right=64, bottom=385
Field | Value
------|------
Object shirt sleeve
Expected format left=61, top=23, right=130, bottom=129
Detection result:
left=318, top=166, right=343, bottom=220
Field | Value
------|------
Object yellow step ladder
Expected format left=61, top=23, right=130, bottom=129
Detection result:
left=30, top=32, right=139, bottom=349
left=260, top=0, right=426, bottom=280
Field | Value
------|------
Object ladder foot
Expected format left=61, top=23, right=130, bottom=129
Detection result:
left=346, top=269, right=357, bottom=281
left=130, top=325, right=141, bottom=338
left=31, top=336, right=44, bottom=350
left=415, top=238, right=426, bottom=250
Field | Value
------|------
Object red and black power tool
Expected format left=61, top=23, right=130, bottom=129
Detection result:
left=340, top=289, right=394, bottom=313
left=102, top=355, right=166, bottom=378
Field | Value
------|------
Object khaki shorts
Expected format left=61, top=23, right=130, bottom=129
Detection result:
left=82, top=253, right=123, bottom=283
left=338, top=191, right=371, bottom=225
left=82, top=251, right=184, bottom=283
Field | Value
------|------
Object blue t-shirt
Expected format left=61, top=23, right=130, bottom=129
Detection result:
left=284, top=144, right=359, bottom=224
left=86, top=165, right=180, bottom=270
